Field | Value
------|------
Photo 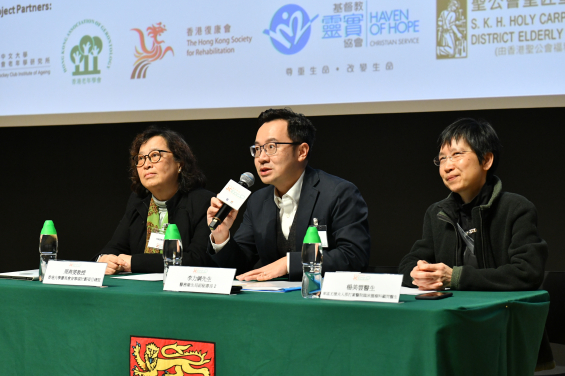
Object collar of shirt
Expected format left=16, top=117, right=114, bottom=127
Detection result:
left=274, top=170, right=305, bottom=214
left=152, top=195, right=168, bottom=228
left=152, top=196, right=167, bottom=210
left=453, top=176, right=495, bottom=231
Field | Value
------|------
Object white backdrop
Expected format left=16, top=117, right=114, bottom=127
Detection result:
left=1, top=0, right=564, bottom=126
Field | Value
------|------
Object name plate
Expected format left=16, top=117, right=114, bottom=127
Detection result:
left=43, top=261, right=106, bottom=287
left=163, top=266, right=236, bottom=294
left=217, top=179, right=251, bottom=210
left=321, top=272, right=402, bottom=303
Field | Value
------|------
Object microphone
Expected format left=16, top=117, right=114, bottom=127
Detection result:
left=209, top=172, right=255, bottom=231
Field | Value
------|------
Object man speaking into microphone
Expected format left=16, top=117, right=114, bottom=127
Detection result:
left=207, top=108, right=371, bottom=281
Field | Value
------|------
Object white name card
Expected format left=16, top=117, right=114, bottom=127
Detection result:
left=163, top=266, right=236, bottom=294
left=217, top=180, right=252, bottom=210
left=321, top=272, right=403, bottom=303
left=43, top=261, right=106, bottom=287
left=319, top=231, right=328, bottom=248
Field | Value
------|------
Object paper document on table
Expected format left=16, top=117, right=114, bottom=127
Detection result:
left=111, top=273, right=164, bottom=281
left=0, top=269, right=39, bottom=280
left=400, top=287, right=437, bottom=295
left=233, top=280, right=301, bottom=292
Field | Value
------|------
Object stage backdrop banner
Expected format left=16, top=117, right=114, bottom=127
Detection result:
left=1, top=0, right=564, bottom=125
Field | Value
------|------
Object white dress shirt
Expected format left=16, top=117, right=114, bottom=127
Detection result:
left=274, top=171, right=304, bottom=239
left=210, top=171, right=306, bottom=273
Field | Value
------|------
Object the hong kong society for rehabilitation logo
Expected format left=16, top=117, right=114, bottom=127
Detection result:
left=61, top=19, right=113, bottom=85
left=131, top=22, right=174, bottom=79
left=264, top=4, right=318, bottom=55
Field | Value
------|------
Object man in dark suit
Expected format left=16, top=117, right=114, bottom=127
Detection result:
left=207, top=108, right=371, bottom=281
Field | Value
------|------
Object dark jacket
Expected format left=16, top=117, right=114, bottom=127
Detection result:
left=100, top=188, right=216, bottom=273
left=399, top=178, right=548, bottom=291
left=209, top=166, right=371, bottom=280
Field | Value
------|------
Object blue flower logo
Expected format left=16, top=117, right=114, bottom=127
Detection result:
left=264, top=4, right=319, bottom=55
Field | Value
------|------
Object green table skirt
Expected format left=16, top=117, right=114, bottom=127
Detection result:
left=0, top=276, right=549, bottom=375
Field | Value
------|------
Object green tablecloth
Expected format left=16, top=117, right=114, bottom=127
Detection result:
left=0, top=276, right=548, bottom=375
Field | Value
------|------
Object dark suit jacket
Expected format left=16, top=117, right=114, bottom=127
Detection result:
left=100, top=188, right=216, bottom=273
left=209, top=166, right=371, bottom=280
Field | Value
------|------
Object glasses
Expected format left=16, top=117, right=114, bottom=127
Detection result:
left=250, top=142, right=300, bottom=158
left=133, top=150, right=172, bottom=167
left=433, top=151, right=472, bottom=166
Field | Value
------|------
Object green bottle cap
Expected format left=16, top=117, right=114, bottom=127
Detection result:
left=303, top=226, right=321, bottom=244
left=164, top=224, right=181, bottom=240
left=40, top=220, right=57, bottom=235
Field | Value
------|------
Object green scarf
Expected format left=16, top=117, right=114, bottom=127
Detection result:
left=144, top=197, right=168, bottom=254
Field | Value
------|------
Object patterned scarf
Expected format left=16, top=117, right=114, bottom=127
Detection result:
left=144, top=197, right=168, bottom=254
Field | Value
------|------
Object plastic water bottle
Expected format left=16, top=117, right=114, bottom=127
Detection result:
left=301, top=225, right=323, bottom=298
left=39, top=220, right=58, bottom=282
left=163, top=224, right=183, bottom=285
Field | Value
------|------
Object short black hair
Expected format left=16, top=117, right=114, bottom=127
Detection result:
left=438, top=118, right=502, bottom=177
left=129, top=125, right=206, bottom=197
left=258, top=108, right=316, bottom=158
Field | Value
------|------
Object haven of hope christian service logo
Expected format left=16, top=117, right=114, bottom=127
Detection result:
left=130, top=336, right=215, bottom=376
left=61, top=20, right=113, bottom=85
left=131, top=23, right=174, bottom=79
left=264, top=4, right=319, bottom=55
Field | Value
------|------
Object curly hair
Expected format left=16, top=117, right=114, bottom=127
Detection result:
left=129, top=125, right=206, bottom=197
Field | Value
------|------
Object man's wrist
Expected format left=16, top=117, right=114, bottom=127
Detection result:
left=210, top=232, right=230, bottom=252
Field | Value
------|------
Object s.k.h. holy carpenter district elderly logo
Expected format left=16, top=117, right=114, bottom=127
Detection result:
left=130, top=336, right=214, bottom=376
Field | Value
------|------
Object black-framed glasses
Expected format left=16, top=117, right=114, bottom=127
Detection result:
left=433, top=151, right=472, bottom=166
left=250, top=142, right=300, bottom=158
left=133, top=150, right=172, bottom=167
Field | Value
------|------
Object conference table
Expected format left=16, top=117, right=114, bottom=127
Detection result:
left=0, top=275, right=549, bottom=375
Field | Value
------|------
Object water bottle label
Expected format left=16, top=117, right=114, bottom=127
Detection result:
left=148, top=232, right=165, bottom=250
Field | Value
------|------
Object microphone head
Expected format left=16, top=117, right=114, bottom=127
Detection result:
left=240, top=172, right=255, bottom=188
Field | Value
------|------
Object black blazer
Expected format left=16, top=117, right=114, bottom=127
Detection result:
left=210, top=166, right=371, bottom=280
left=100, top=188, right=216, bottom=273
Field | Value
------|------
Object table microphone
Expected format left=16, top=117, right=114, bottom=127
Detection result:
left=209, top=172, right=255, bottom=231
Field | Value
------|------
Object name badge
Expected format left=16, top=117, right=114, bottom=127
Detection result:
left=217, top=180, right=252, bottom=210
left=147, top=232, right=165, bottom=250
left=163, top=266, right=236, bottom=294
left=319, top=231, right=328, bottom=248
left=43, top=261, right=106, bottom=287
left=321, top=272, right=402, bottom=303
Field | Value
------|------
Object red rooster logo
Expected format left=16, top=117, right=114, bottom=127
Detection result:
left=131, top=22, right=174, bottom=79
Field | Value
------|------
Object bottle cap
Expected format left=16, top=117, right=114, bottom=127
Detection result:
left=40, top=220, right=57, bottom=235
left=303, top=226, right=321, bottom=244
left=164, top=224, right=181, bottom=240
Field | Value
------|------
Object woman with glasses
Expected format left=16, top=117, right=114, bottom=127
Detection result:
left=96, top=126, right=215, bottom=274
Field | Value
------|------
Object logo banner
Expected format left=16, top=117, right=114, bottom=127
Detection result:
left=130, top=336, right=215, bottom=376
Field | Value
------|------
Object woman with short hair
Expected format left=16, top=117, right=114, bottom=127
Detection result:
left=97, top=126, right=215, bottom=274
